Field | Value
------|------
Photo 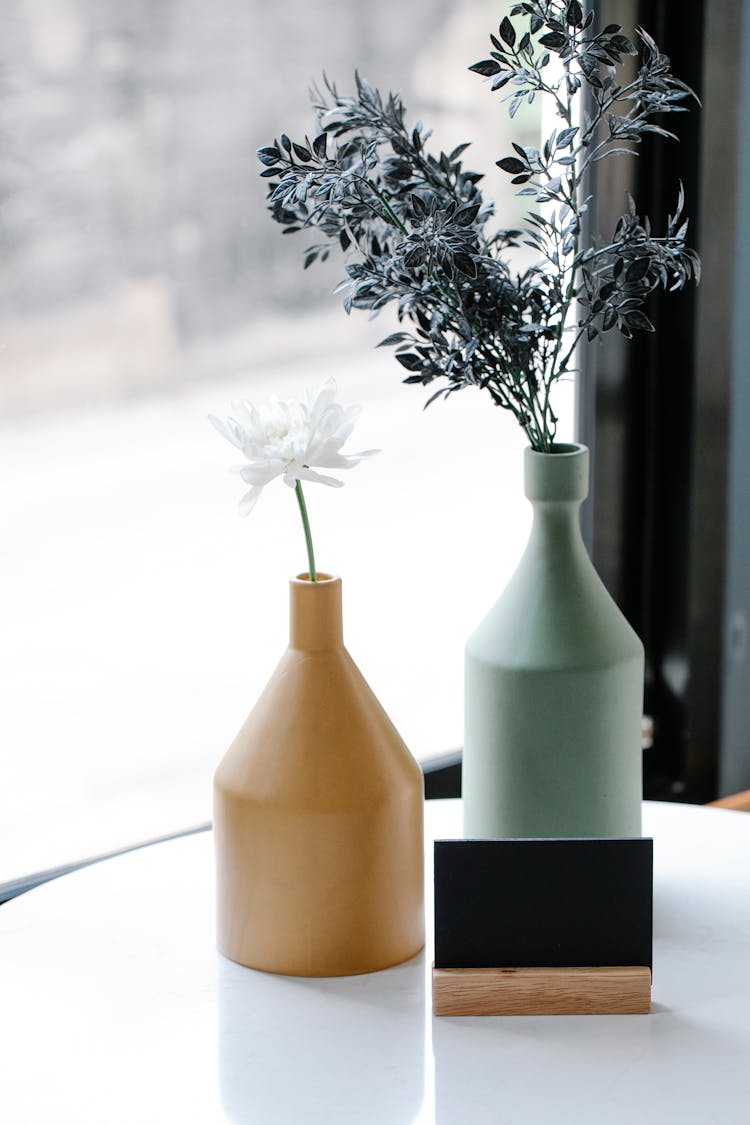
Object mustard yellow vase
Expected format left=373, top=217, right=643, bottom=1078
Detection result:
left=214, top=573, right=425, bottom=976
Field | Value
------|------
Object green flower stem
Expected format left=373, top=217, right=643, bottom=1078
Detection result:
left=294, top=479, right=316, bottom=582
left=365, top=178, right=409, bottom=236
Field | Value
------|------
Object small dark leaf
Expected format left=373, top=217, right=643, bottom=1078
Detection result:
left=556, top=126, right=578, bottom=148
left=312, top=133, right=328, bottom=159
left=455, top=203, right=481, bottom=226
left=491, top=73, right=513, bottom=90
left=404, top=246, right=427, bottom=268
left=454, top=253, right=478, bottom=278
left=293, top=143, right=312, bottom=162
left=519, top=31, right=531, bottom=52
left=512, top=174, right=531, bottom=184
left=259, top=167, right=281, bottom=178
left=611, top=34, right=635, bottom=54
left=395, top=352, right=423, bottom=372
left=280, top=134, right=292, bottom=153
left=602, top=307, right=618, bottom=331
left=339, top=231, right=351, bottom=252
left=469, top=59, right=502, bottom=76
left=566, top=1, right=583, bottom=27
left=424, top=388, right=446, bottom=408
left=497, top=156, right=526, bottom=174
left=257, top=146, right=281, bottom=166
left=626, top=258, right=650, bottom=283
left=530, top=16, right=543, bottom=34
left=626, top=310, right=655, bottom=332
left=602, top=23, right=622, bottom=34
left=499, top=16, right=516, bottom=48
left=539, top=31, right=567, bottom=49
left=378, top=332, right=409, bottom=348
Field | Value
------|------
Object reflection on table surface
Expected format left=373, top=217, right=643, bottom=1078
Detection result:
left=1, top=802, right=749, bottom=1124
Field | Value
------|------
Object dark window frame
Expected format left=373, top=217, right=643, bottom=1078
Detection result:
left=579, top=0, right=749, bottom=801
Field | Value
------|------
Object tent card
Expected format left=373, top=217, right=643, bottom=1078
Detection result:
left=434, top=837, right=653, bottom=970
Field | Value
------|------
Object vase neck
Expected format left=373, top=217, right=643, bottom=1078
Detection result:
left=528, top=501, right=585, bottom=555
left=523, top=443, right=589, bottom=556
left=289, top=574, right=344, bottom=651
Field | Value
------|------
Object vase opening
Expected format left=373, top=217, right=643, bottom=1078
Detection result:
left=524, top=443, right=589, bottom=504
left=545, top=442, right=586, bottom=456
left=293, top=571, right=336, bottom=584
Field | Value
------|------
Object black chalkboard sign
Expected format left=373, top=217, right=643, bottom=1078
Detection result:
left=434, top=838, right=653, bottom=970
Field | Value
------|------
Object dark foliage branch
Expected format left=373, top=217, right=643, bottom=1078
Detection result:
left=257, top=0, right=700, bottom=452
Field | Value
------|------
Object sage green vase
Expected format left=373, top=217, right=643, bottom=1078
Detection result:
left=463, top=443, right=643, bottom=839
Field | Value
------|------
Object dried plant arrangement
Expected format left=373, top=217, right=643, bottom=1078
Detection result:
left=257, top=1, right=700, bottom=452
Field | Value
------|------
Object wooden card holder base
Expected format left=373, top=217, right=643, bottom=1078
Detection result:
left=432, top=964, right=652, bottom=1016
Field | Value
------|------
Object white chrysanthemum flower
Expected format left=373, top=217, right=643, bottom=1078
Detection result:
left=210, top=378, right=377, bottom=516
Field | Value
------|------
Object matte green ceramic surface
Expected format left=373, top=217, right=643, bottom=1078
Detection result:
left=463, top=444, right=644, bottom=839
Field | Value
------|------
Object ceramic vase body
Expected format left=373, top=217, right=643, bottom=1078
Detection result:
left=214, top=574, right=425, bottom=976
left=463, top=444, right=643, bottom=839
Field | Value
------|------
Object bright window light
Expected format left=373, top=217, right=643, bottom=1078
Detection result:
left=0, top=1, right=574, bottom=886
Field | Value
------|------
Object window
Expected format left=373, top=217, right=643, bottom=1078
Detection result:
left=0, top=0, right=573, bottom=887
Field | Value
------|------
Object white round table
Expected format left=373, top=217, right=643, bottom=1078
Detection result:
left=1, top=801, right=749, bottom=1124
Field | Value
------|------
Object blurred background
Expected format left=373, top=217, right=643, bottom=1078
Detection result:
left=0, top=0, right=575, bottom=884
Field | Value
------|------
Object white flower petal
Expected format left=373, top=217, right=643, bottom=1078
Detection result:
left=231, top=400, right=258, bottom=433
left=209, top=414, right=246, bottom=450
left=310, top=448, right=380, bottom=468
left=238, top=485, right=263, bottom=516
left=296, top=466, right=346, bottom=488
left=307, top=378, right=339, bottom=421
left=212, top=378, right=371, bottom=512
left=239, top=461, right=285, bottom=486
